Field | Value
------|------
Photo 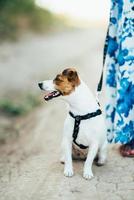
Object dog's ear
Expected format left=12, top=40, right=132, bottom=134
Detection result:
left=62, top=68, right=78, bottom=82
left=68, top=70, right=78, bottom=82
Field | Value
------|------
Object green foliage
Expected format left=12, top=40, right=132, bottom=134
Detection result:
left=0, top=0, right=36, bottom=13
left=0, top=94, right=41, bottom=116
left=0, top=0, right=56, bottom=39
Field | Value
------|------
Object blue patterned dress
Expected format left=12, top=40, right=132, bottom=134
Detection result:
left=105, top=0, right=134, bottom=144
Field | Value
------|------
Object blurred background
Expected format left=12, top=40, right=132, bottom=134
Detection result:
left=0, top=0, right=109, bottom=164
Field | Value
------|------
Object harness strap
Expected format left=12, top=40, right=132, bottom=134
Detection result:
left=69, top=109, right=102, bottom=149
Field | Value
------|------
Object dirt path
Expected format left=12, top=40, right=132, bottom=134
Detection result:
left=0, top=28, right=134, bottom=200
left=0, top=103, right=134, bottom=200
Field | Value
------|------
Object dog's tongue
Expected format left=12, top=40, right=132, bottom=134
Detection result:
left=47, top=93, right=53, bottom=97
left=44, top=92, right=53, bottom=101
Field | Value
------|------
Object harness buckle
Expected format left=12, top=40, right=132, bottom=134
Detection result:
left=75, top=116, right=81, bottom=121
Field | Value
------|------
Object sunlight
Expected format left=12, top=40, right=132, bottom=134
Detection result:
left=36, top=0, right=110, bottom=22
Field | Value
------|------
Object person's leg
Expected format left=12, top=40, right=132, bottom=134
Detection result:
left=105, top=0, right=134, bottom=153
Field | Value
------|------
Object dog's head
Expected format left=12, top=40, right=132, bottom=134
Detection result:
left=38, top=68, right=80, bottom=101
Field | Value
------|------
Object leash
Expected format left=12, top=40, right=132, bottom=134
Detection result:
left=96, top=27, right=108, bottom=102
left=69, top=109, right=102, bottom=149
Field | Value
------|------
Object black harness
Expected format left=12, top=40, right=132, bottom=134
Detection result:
left=69, top=109, right=102, bottom=149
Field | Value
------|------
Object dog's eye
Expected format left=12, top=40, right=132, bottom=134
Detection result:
left=54, top=75, right=63, bottom=82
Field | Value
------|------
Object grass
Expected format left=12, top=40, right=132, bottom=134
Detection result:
left=0, top=94, right=41, bottom=116
left=0, top=0, right=64, bottom=40
left=0, top=93, right=42, bottom=144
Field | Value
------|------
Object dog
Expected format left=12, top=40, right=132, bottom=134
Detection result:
left=38, top=68, right=107, bottom=180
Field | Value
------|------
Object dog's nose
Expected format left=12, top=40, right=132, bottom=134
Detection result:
left=38, top=82, right=43, bottom=89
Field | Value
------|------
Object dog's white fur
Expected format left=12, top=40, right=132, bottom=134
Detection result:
left=40, top=78, right=107, bottom=180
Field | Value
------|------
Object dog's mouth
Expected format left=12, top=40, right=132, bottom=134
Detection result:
left=44, top=90, right=61, bottom=101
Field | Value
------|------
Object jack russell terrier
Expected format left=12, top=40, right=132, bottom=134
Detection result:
left=38, top=68, right=107, bottom=180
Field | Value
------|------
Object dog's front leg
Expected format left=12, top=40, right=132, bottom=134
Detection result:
left=62, top=137, right=73, bottom=177
left=83, top=142, right=98, bottom=180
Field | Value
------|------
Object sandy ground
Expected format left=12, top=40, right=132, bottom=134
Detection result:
left=0, top=28, right=134, bottom=200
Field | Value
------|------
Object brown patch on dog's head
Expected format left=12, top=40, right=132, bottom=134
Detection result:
left=53, top=68, right=80, bottom=95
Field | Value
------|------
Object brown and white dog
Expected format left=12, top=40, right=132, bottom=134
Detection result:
left=38, top=68, right=107, bottom=180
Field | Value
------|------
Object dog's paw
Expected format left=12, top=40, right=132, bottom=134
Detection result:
left=64, top=168, right=74, bottom=177
left=96, top=161, right=105, bottom=167
left=96, top=158, right=106, bottom=167
left=83, top=170, right=94, bottom=180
